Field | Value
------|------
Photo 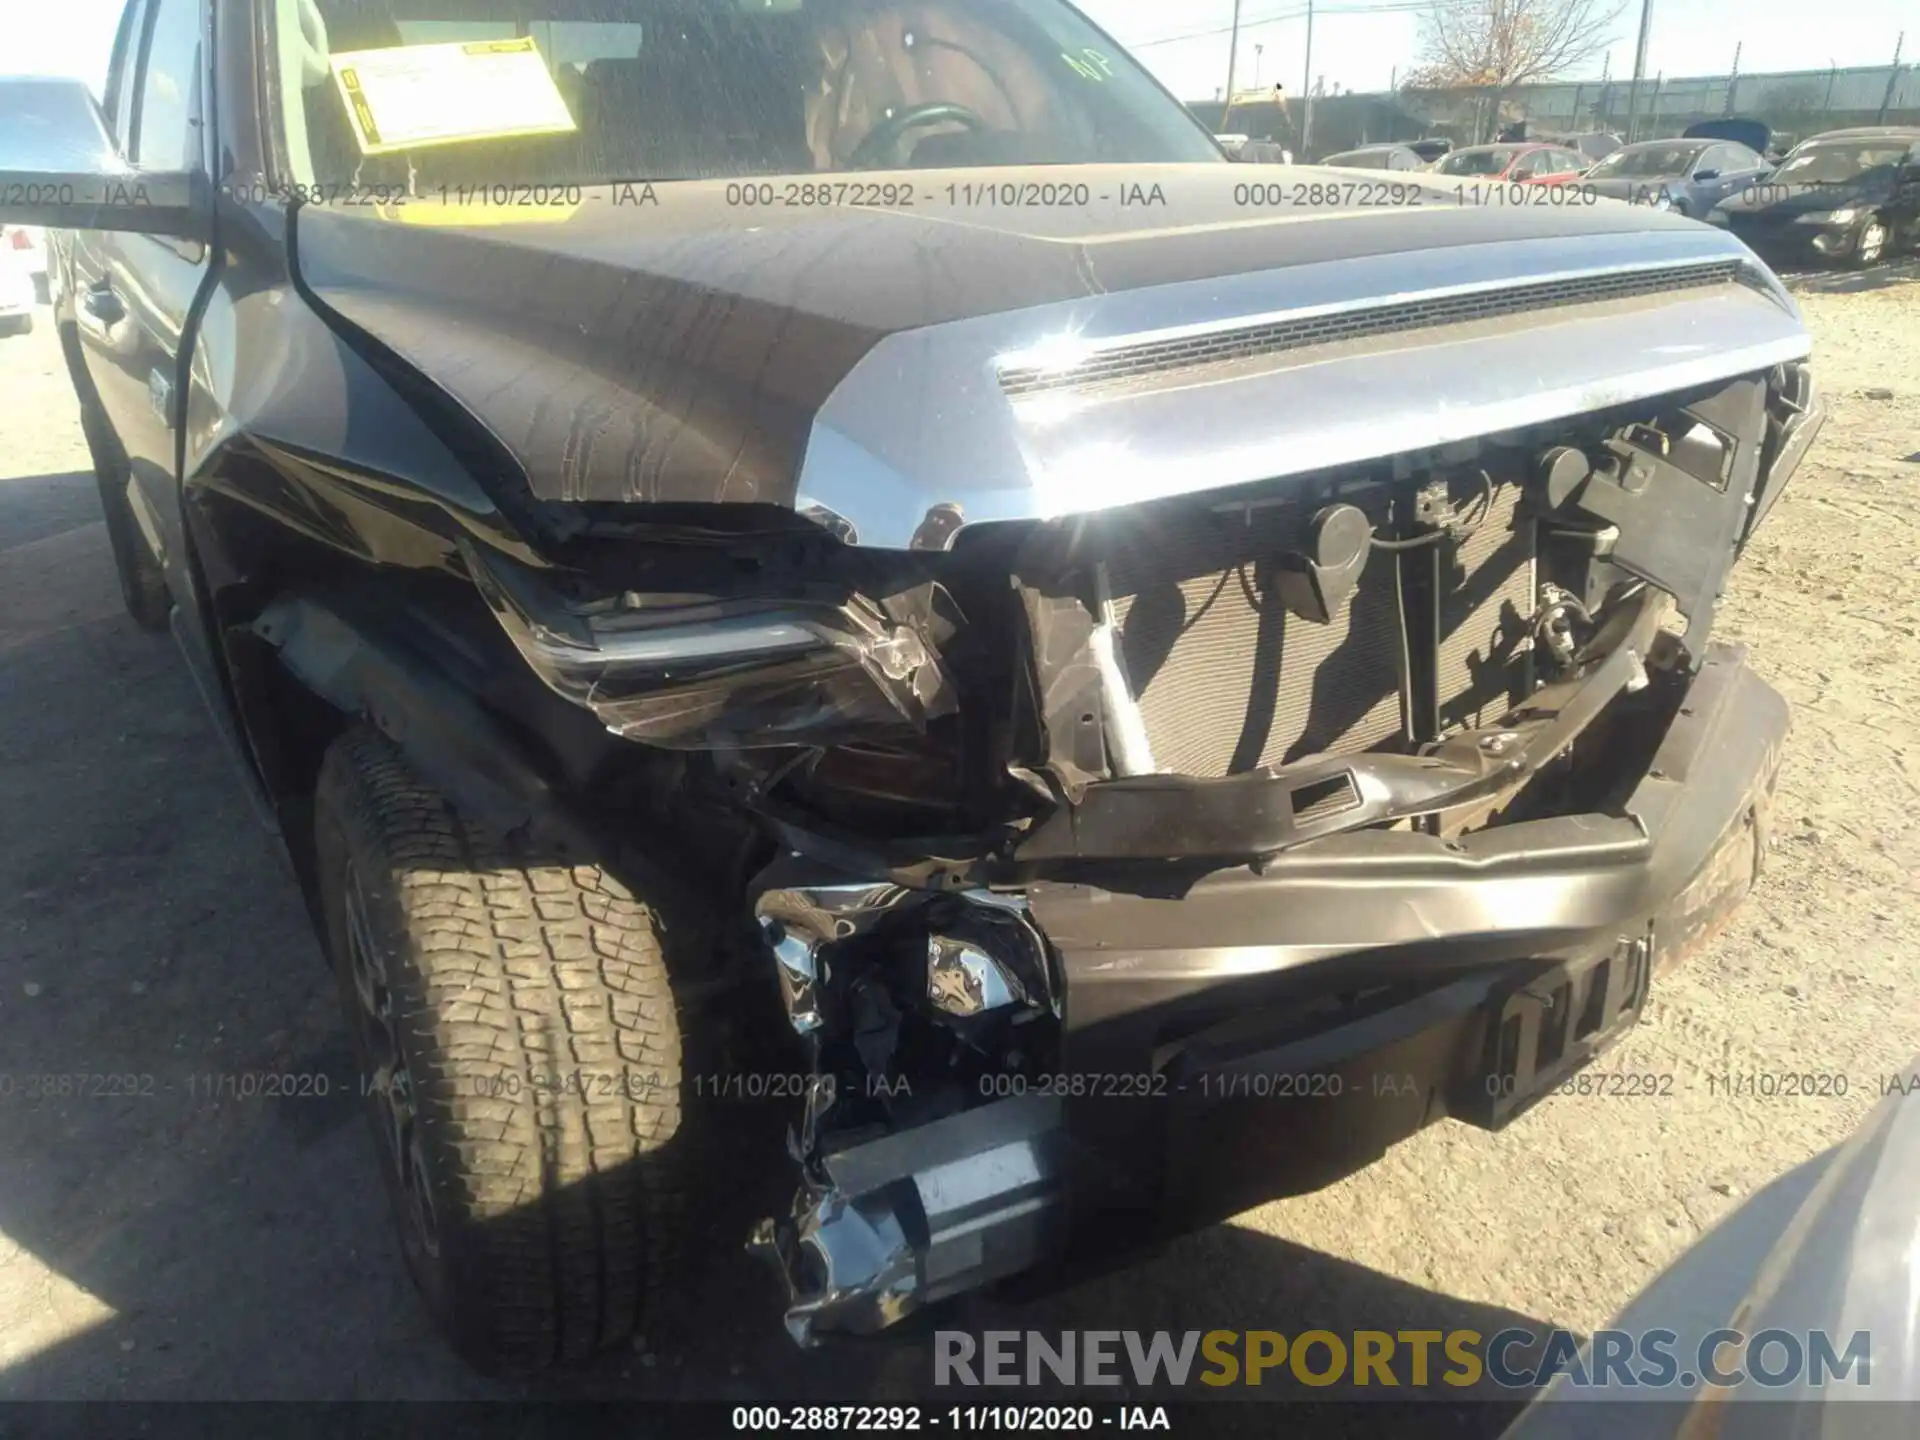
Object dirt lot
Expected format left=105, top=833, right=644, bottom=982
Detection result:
left=1, top=265, right=1916, bottom=1418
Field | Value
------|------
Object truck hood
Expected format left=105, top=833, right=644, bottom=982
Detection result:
left=293, top=163, right=1812, bottom=550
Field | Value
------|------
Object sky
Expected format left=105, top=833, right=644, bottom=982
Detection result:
left=5, top=0, right=1912, bottom=102
left=1072, top=0, right=1914, bottom=100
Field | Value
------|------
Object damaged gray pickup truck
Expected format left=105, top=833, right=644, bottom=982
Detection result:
left=1, top=0, right=1823, bottom=1376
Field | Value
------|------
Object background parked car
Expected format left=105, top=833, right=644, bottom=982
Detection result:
left=1682, top=116, right=1773, bottom=156
left=1524, top=130, right=1622, bottom=163
left=1708, top=126, right=1920, bottom=268
left=1, top=224, right=47, bottom=308
left=1318, top=143, right=1424, bottom=171
left=1562, top=130, right=1624, bottom=162
left=1434, top=142, right=1588, bottom=184
left=1405, top=136, right=1453, bottom=164
left=1216, top=134, right=1293, bottom=164
left=1504, top=1057, right=1920, bottom=1436
left=0, top=232, right=37, bottom=335
left=1581, top=136, right=1773, bottom=216
left=1238, top=139, right=1293, bottom=163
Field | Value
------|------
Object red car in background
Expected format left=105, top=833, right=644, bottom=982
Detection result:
left=1432, top=142, right=1591, bottom=184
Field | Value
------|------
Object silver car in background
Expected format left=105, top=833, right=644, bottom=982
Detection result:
left=1582, top=138, right=1774, bottom=217
left=0, top=224, right=42, bottom=334
left=1506, top=1058, right=1920, bottom=1434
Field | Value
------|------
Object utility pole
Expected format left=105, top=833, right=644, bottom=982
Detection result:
left=1623, top=0, right=1655, bottom=143
left=1222, top=0, right=1245, bottom=131
left=1879, top=32, right=1906, bottom=122
left=1255, top=43, right=1265, bottom=89
left=1724, top=41, right=1741, bottom=116
left=1301, top=0, right=1316, bottom=155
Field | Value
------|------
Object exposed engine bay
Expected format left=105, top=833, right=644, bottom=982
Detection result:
left=452, top=360, right=1818, bottom=1343
left=466, top=362, right=1809, bottom=855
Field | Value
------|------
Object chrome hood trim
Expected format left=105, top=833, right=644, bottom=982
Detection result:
left=797, top=229, right=1808, bottom=551
left=993, top=257, right=1747, bottom=397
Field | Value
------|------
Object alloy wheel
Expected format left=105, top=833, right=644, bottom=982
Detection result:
left=1857, top=221, right=1887, bottom=266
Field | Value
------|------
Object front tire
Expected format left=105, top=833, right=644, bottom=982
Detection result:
left=1852, top=216, right=1889, bottom=268
left=313, top=727, right=689, bottom=1374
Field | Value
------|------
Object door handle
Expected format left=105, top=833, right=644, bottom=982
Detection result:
left=82, top=282, right=125, bottom=326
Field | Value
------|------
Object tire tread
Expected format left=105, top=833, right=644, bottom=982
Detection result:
left=315, top=727, right=684, bottom=1373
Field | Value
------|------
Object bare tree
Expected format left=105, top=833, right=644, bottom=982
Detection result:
left=1408, top=0, right=1624, bottom=141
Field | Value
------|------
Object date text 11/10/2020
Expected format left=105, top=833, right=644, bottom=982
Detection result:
left=5, top=1069, right=1919, bottom=1105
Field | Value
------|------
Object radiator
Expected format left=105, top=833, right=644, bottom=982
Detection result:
left=1094, top=478, right=1535, bottom=779
left=1101, top=494, right=1406, bottom=778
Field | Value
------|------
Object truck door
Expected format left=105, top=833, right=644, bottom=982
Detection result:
left=69, top=0, right=214, bottom=611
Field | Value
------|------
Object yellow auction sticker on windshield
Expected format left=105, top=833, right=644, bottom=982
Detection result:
left=330, top=37, right=576, bottom=157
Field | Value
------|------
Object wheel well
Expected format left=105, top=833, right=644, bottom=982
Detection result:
left=186, top=485, right=609, bottom=903
left=184, top=473, right=765, bottom=942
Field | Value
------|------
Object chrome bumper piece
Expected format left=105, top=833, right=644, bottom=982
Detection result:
left=751, top=1094, right=1066, bottom=1346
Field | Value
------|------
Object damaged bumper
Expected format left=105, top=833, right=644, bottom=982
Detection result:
left=1017, top=580, right=1672, bottom=863
left=751, top=1092, right=1068, bottom=1345
left=756, top=640, right=1787, bottom=1342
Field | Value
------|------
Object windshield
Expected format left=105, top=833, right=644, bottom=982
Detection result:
left=1771, top=141, right=1910, bottom=184
left=1589, top=142, right=1706, bottom=179
left=1436, top=146, right=1519, bottom=177
left=281, top=0, right=1223, bottom=189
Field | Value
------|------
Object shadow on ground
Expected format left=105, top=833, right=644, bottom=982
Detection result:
left=1780, top=256, right=1920, bottom=297
left=0, top=470, right=1550, bottom=1433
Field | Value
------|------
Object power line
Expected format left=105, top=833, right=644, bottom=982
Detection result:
left=1129, top=0, right=1471, bottom=49
left=1131, top=5, right=1311, bottom=49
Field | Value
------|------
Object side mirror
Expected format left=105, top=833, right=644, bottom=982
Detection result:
left=1693, top=167, right=1722, bottom=182
left=0, top=76, right=202, bottom=237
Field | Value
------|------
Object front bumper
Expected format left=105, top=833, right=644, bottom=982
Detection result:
left=760, top=642, right=1788, bottom=1339
left=1042, top=642, right=1784, bottom=1226
left=1725, top=218, right=1866, bottom=265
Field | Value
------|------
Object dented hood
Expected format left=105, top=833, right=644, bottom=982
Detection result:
left=293, top=163, right=1811, bottom=550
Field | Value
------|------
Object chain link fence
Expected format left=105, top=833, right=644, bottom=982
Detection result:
left=1191, top=62, right=1917, bottom=160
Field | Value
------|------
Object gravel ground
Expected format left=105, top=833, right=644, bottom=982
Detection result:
left=1, top=263, right=1915, bottom=1420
